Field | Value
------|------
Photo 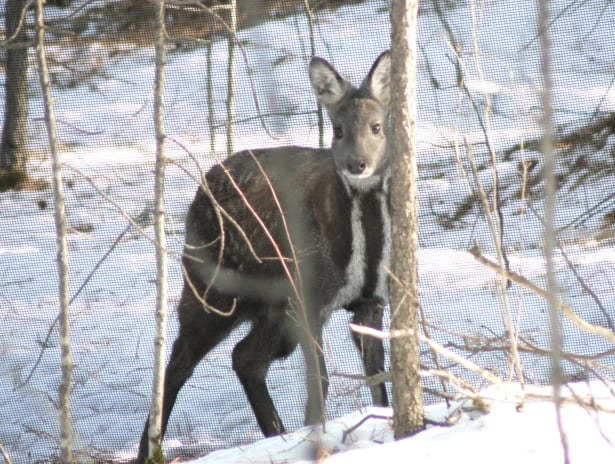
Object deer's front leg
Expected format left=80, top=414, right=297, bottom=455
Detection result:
left=348, top=298, right=389, bottom=406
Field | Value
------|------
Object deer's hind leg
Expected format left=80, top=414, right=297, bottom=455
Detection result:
left=137, top=285, right=238, bottom=462
left=232, top=304, right=300, bottom=437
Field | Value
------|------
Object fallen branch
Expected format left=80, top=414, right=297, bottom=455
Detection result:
left=341, top=414, right=392, bottom=444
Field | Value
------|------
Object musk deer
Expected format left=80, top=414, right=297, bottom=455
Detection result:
left=137, top=50, right=392, bottom=462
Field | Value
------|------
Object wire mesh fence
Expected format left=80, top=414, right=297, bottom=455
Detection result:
left=1, top=0, right=614, bottom=462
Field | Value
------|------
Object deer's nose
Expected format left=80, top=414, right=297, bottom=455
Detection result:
left=347, top=160, right=367, bottom=175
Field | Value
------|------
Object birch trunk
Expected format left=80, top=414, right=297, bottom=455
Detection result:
left=34, top=0, right=73, bottom=461
left=146, top=1, right=168, bottom=462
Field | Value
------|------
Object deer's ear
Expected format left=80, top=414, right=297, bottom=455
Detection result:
left=309, top=57, right=351, bottom=109
left=363, top=50, right=390, bottom=107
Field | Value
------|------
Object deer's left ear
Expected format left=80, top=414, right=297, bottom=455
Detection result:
left=363, top=50, right=390, bottom=107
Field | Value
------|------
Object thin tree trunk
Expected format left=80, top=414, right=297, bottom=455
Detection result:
left=226, top=0, right=237, bottom=157
left=146, top=1, right=168, bottom=462
left=207, top=42, right=216, bottom=154
left=389, top=0, right=423, bottom=439
left=34, top=0, right=73, bottom=462
left=1, top=0, right=31, bottom=182
left=302, top=0, right=324, bottom=148
left=538, top=0, right=569, bottom=462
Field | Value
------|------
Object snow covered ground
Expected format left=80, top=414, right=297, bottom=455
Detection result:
left=192, top=382, right=615, bottom=464
left=1, top=0, right=614, bottom=462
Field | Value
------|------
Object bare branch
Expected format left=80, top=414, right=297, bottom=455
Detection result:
left=47, top=0, right=101, bottom=25
left=526, top=202, right=615, bottom=331
left=16, top=223, right=132, bottom=390
left=31, top=117, right=104, bottom=136
left=464, top=138, right=523, bottom=384
left=217, top=158, right=299, bottom=296
left=0, top=441, right=13, bottom=464
left=181, top=263, right=238, bottom=317
left=165, top=0, right=278, bottom=141
left=0, top=0, right=33, bottom=49
left=350, top=323, right=504, bottom=387
left=225, top=0, right=237, bottom=156
left=64, top=164, right=162, bottom=249
left=419, top=304, right=451, bottom=407
left=165, top=136, right=263, bottom=263
left=468, top=245, right=615, bottom=346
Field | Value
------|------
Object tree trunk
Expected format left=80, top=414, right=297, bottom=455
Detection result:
left=1, top=0, right=31, bottom=185
left=34, top=0, right=73, bottom=461
left=389, top=0, right=423, bottom=439
left=225, top=0, right=237, bottom=157
left=538, top=0, right=569, bottom=462
left=146, top=1, right=168, bottom=462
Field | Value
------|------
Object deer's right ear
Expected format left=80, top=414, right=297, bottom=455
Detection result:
left=309, top=57, right=350, bottom=109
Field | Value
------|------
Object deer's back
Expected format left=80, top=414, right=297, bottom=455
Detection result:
left=184, top=146, right=354, bottom=304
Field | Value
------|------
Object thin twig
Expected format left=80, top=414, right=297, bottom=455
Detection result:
left=47, top=0, right=101, bottom=24
left=521, top=0, right=587, bottom=51
left=564, top=383, right=615, bottom=446
left=0, top=441, right=13, bottom=464
left=218, top=158, right=299, bottom=298
left=225, top=0, right=236, bottom=157
left=241, top=152, right=327, bottom=425
left=0, top=0, right=34, bottom=49
left=64, top=164, right=178, bottom=255
left=303, top=0, right=324, bottom=148
left=350, top=323, right=504, bottom=387
left=464, top=139, right=523, bottom=384
left=419, top=304, right=451, bottom=407
left=31, top=117, right=104, bottom=136
left=16, top=222, right=132, bottom=390
left=468, top=245, right=615, bottom=345
left=247, top=151, right=304, bottom=302
left=165, top=136, right=263, bottom=263
left=164, top=0, right=277, bottom=141
left=341, top=414, right=392, bottom=444
left=444, top=21, right=520, bottom=384
left=527, top=202, right=615, bottom=331
left=422, top=366, right=478, bottom=393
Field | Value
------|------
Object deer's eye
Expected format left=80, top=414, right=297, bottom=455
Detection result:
left=333, top=126, right=344, bottom=139
left=371, top=123, right=381, bottom=135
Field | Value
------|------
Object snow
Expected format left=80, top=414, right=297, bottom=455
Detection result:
left=1, top=0, right=615, bottom=463
left=190, top=382, right=615, bottom=464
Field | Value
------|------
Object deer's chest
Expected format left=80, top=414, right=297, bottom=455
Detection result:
left=326, top=188, right=390, bottom=313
